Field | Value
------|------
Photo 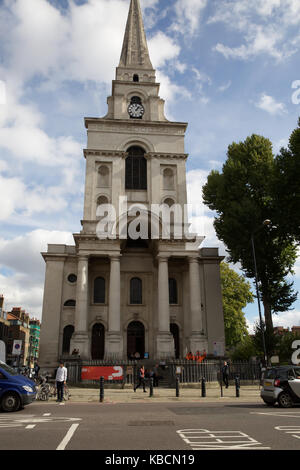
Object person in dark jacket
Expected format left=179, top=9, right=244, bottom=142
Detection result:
left=222, top=361, right=229, bottom=388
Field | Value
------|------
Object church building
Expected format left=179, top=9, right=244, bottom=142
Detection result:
left=39, top=0, right=225, bottom=369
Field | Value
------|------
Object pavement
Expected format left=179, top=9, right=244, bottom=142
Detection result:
left=63, top=383, right=263, bottom=404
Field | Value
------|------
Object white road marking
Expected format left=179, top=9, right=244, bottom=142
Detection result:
left=0, top=414, right=81, bottom=430
left=56, top=423, right=79, bottom=451
left=275, top=426, right=300, bottom=442
left=177, top=429, right=270, bottom=450
left=251, top=411, right=300, bottom=418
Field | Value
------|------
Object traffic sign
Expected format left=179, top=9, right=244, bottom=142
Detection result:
left=12, top=340, right=22, bottom=356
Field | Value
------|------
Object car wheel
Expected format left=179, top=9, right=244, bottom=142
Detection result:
left=278, top=392, right=293, bottom=408
left=1, top=393, right=21, bottom=412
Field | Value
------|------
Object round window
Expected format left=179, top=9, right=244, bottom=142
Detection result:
left=68, top=274, right=77, bottom=283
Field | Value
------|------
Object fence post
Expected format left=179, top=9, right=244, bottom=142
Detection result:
left=175, top=376, right=180, bottom=397
left=201, top=376, right=206, bottom=397
left=235, top=376, right=240, bottom=398
left=99, top=376, right=104, bottom=403
left=149, top=377, right=154, bottom=397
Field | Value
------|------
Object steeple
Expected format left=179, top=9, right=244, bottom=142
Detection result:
left=119, top=0, right=153, bottom=70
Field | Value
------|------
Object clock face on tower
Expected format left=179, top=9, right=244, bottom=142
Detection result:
left=128, top=96, right=144, bottom=119
left=128, top=102, right=144, bottom=119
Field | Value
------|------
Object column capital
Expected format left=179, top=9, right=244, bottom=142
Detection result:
left=188, top=255, right=200, bottom=264
left=109, top=254, right=122, bottom=262
left=157, top=254, right=170, bottom=262
left=78, top=254, right=89, bottom=262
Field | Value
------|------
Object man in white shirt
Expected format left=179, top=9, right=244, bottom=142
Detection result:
left=55, top=362, right=67, bottom=402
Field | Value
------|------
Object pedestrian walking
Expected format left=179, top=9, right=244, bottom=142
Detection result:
left=55, top=362, right=67, bottom=402
left=34, top=361, right=40, bottom=378
left=134, top=365, right=146, bottom=392
left=222, top=361, right=229, bottom=388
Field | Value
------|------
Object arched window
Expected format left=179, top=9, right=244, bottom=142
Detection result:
left=125, top=146, right=147, bottom=190
left=64, top=299, right=76, bottom=307
left=94, top=277, right=105, bottom=304
left=62, top=325, right=74, bottom=354
left=96, top=195, right=109, bottom=219
left=133, top=74, right=139, bottom=82
left=169, top=278, right=178, bottom=304
left=130, top=277, right=142, bottom=304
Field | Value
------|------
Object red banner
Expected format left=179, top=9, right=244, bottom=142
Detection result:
left=81, top=366, right=123, bottom=381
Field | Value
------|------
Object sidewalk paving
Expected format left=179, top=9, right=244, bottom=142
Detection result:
left=63, top=384, right=263, bottom=404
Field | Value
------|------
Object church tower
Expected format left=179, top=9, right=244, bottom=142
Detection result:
left=39, top=0, right=225, bottom=369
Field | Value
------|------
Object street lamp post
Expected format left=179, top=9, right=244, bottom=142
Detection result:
left=251, top=220, right=271, bottom=367
left=251, top=234, right=267, bottom=366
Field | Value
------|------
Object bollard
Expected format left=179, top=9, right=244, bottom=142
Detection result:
left=149, top=377, right=154, bottom=397
left=175, top=376, right=180, bottom=397
left=99, top=376, right=104, bottom=403
left=201, top=377, right=206, bottom=398
left=235, top=376, right=240, bottom=398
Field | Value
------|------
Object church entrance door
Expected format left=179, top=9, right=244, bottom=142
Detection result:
left=170, top=323, right=180, bottom=359
left=91, top=323, right=105, bottom=360
left=127, top=321, right=145, bottom=359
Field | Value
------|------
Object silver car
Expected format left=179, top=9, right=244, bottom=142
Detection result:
left=261, top=365, right=300, bottom=408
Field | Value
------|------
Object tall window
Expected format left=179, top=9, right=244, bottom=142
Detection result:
left=62, top=325, right=74, bottom=354
left=130, top=277, right=142, bottom=304
left=125, top=146, right=147, bottom=190
left=94, top=277, right=105, bottom=304
left=169, top=278, right=178, bottom=304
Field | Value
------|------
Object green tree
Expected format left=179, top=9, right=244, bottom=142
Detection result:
left=252, top=321, right=280, bottom=358
left=203, top=134, right=298, bottom=336
left=229, top=335, right=257, bottom=361
left=277, top=332, right=300, bottom=363
left=274, top=117, right=300, bottom=242
left=220, top=262, right=253, bottom=348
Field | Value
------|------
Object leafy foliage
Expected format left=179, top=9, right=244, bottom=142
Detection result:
left=220, top=262, right=253, bottom=347
left=203, top=132, right=298, bottom=331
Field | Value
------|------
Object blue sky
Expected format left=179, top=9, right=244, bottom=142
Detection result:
left=0, top=0, right=299, bottom=330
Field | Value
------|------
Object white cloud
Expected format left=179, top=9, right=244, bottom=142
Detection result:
left=209, top=0, right=300, bottom=61
left=0, top=229, right=74, bottom=318
left=148, top=32, right=180, bottom=68
left=171, top=0, right=207, bottom=35
left=255, top=93, right=287, bottom=115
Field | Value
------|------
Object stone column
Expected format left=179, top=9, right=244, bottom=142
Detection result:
left=106, top=254, right=123, bottom=358
left=70, top=255, right=90, bottom=359
left=187, top=255, right=208, bottom=354
left=156, top=255, right=175, bottom=359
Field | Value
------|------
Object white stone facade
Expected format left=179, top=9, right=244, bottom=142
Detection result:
left=39, top=0, right=225, bottom=369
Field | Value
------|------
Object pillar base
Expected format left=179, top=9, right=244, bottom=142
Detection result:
left=187, top=334, right=208, bottom=356
left=156, top=332, right=175, bottom=360
left=105, top=332, right=123, bottom=360
left=70, top=332, right=90, bottom=360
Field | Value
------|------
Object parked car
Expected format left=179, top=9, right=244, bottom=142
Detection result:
left=261, top=365, right=300, bottom=408
left=0, top=361, right=37, bottom=412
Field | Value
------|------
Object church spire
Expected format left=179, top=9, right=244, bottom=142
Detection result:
left=119, top=0, right=153, bottom=70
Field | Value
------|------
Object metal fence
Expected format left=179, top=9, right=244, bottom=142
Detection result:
left=63, top=359, right=262, bottom=386
left=169, top=360, right=261, bottom=384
